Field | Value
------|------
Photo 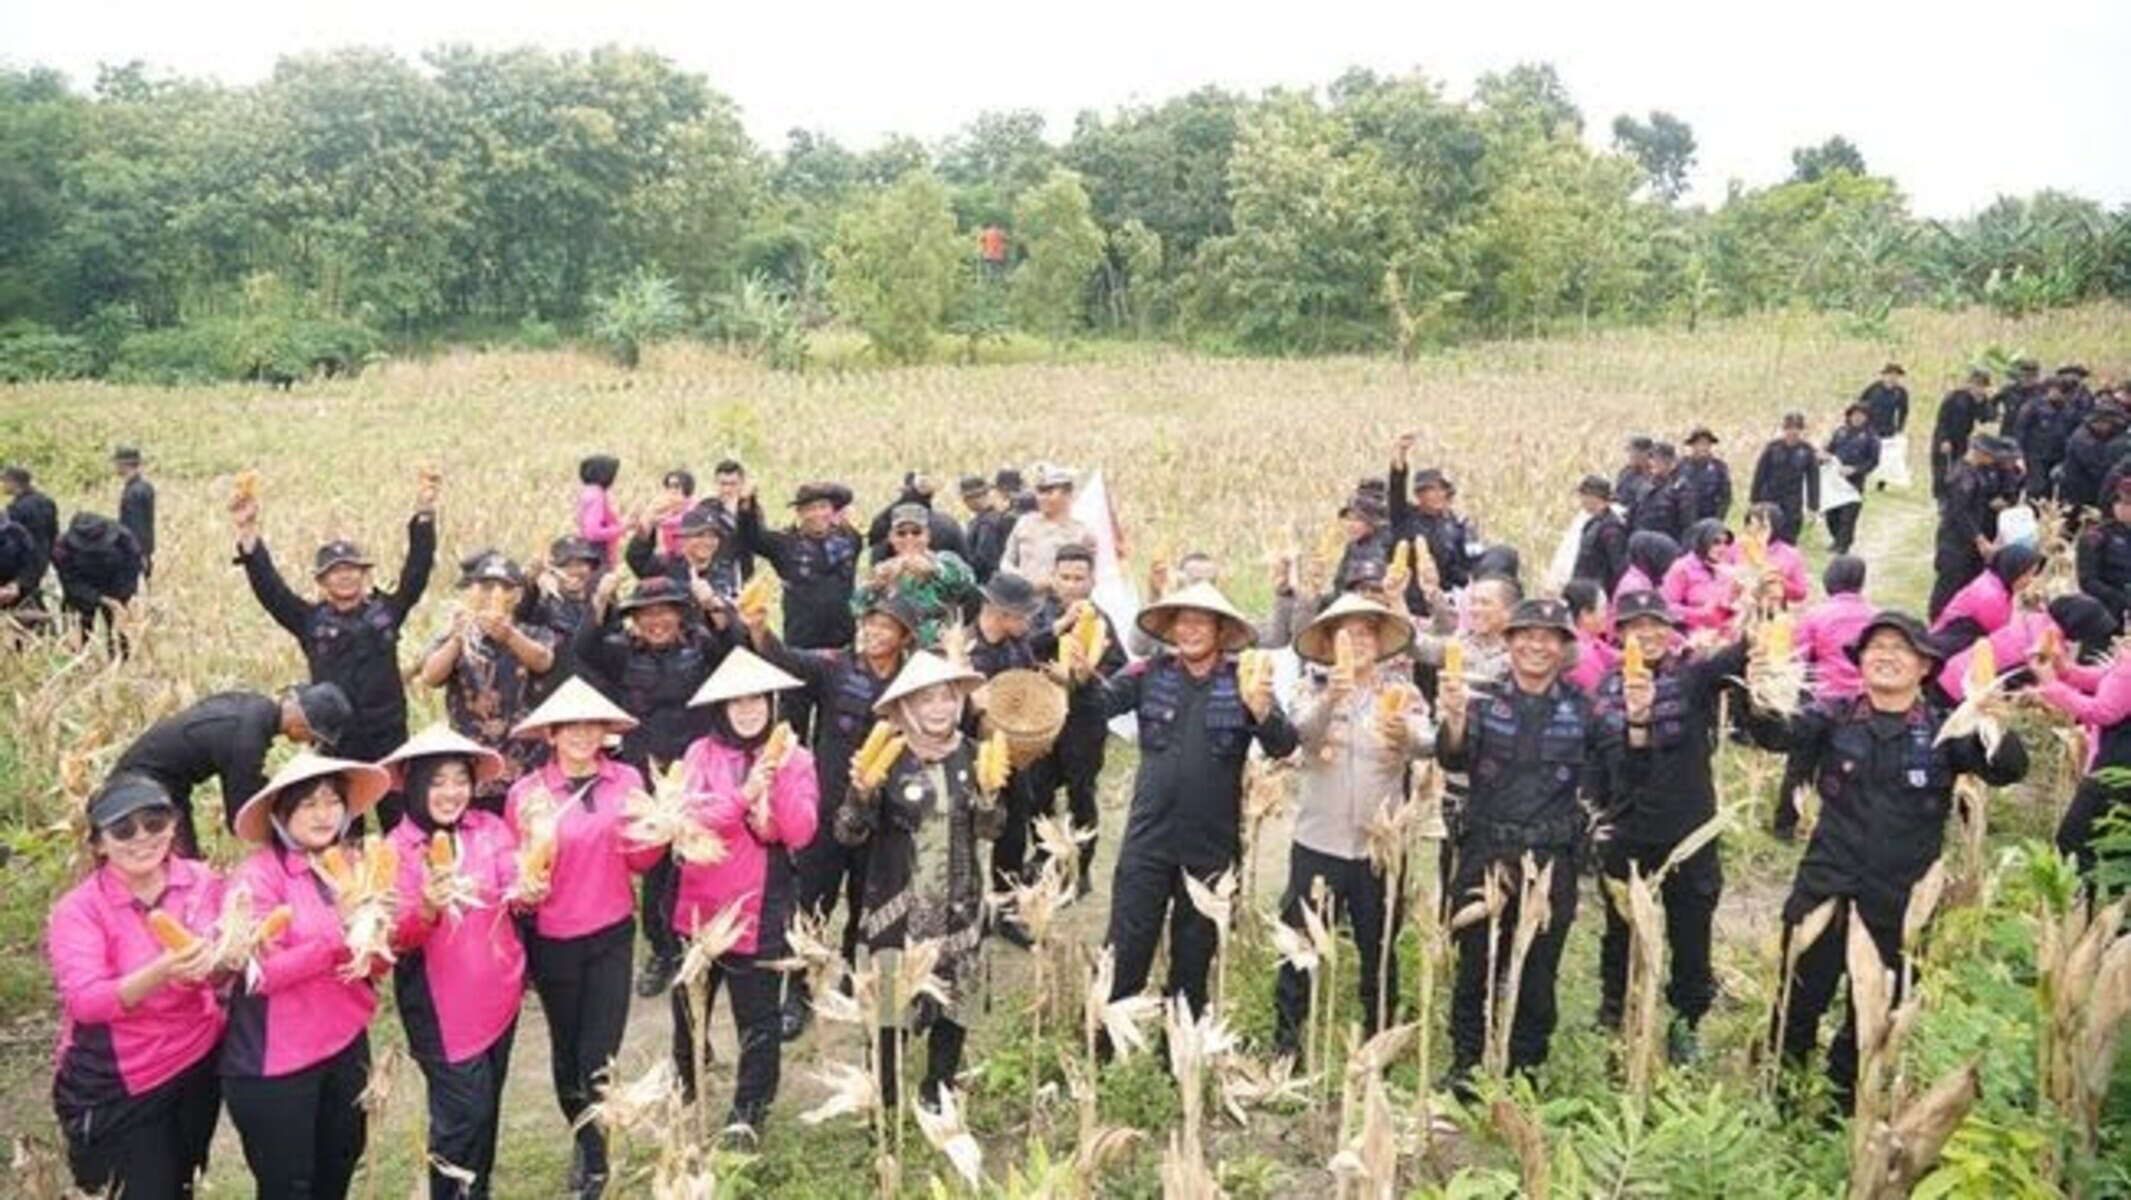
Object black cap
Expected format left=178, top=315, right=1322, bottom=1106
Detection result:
left=1881, top=362, right=1905, bottom=376
left=1338, top=492, right=1389, bottom=525
left=1410, top=467, right=1452, bottom=492
left=981, top=572, right=1042, bottom=617
left=1685, top=426, right=1719, bottom=445
left=1973, top=434, right=2020, bottom=459
left=675, top=504, right=732, bottom=539
left=548, top=535, right=601, bottom=565
left=87, top=773, right=176, bottom=829
left=958, top=474, right=991, bottom=496
left=1340, top=554, right=1388, bottom=591
left=860, top=594, right=921, bottom=638
left=457, top=552, right=525, bottom=589
left=1844, top=611, right=1944, bottom=667
left=311, top=539, right=373, bottom=577
left=294, top=682, right=352, bottom=747
left=995, top=468, right=1026, bottom=493
left=1781, top=412, right=1807, bottom=430
left=1627, top=436, right=1655, bottom=453
left=1845, top=399, right=1872, bottom=418
left=1577, top=475, right=1613, bottom=501
left=617, top=576, right=692, bottom=614
left=112, top=445, right=142, bottom=465
left=789, top=481, right=854, bottom=509
left=1650, top=441, right=1677, bottom=462
left=2014, top=358, right=2040, bottom=375
left=1504, top=597, right=1574, bottom=638
left=1612, top=589, right=1682, bottom=629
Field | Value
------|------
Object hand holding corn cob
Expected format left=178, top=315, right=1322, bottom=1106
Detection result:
left=975, top=729, right=1011, bottom=798
left=1237, top=649, right=1275, bottom=720
left=850, top=722, right=906, bottom=799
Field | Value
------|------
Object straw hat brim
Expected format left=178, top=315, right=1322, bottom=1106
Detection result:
left=510, top=676, right=641, bottom=739
left=1135, top=605, right=1256, bottom=654
left=1294, top=601, right=1415, bottom=665
left=873, top=652, right=985, bottom=714
left=378, top=724, right=507, bottom=788
left=690, top=647, right=806, bottom=707
left=233, top=755, right=392, bottom=844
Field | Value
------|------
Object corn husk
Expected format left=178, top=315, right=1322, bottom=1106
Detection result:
left=623, top=763, right=729, bottom=866
left=914, top=1086, right=984, bottom=1190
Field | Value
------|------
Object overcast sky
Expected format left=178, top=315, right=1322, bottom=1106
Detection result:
left=5, top=0, right=2124, bottom=218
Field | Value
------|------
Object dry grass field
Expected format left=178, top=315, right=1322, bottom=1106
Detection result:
left=3, top=304, right=2127, bottom=1197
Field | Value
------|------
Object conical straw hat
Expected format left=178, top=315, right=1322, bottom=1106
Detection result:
left=510, top=675, right=639, bottom=739
left=232, top=753, right=391, bottom=845
left=1135, top=581, right=1257, bottom=653
left=377, top=723, right=507, bottom=788
left=1293, top=592, right=1415, bottom=665
left=690, top=647, right=805, bottom=707
left=873, top=650, right=984, bottom=714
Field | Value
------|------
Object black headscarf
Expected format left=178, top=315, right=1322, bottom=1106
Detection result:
left=1626, top=530, right=1681, bottom=583
left=706, top=693, right=779, bottom=753
left=1685, top=518, right=1731, bottom=564
left=401, top=755, right=479, bottom=835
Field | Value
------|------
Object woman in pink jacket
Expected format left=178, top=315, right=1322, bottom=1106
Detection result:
left=2027, top=593, right=2131, bottom=877
left=1734, top=503, right=1810, bottom=608
left=1562, top=578, right=1619, bottom=695
left=1795, top=556, right=1873, bottom=704
left=47, top=775, right=227, bottom=1197
left=668, top=647, right=820, bottom=1133
left=575, top=454, right=627, bottom=567
left=223, top=752, right=393, bottom=1200
left=503, top=676, right=658, bottom=1200
left=382, top=725, right=524, bottom=1200
left=1661, top=519, right=1739, bottom=633
left=1930, top=543, right=2042, bottom=659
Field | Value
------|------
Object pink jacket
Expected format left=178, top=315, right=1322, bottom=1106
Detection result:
left=1661, top=555, right=1737, bottom=632
left=224, top=845, right=380, bottom=1078
left=505, top=758, right=660, bottom=941
left=48, top=858, right=226, bottom=1106
left=1797, top=592, right=1874, bottom=701
left=575, top=484, right=626, bottom=566
left=2037, top=656, right=2131, bottom=771
left=1613, top=566, right=1655, bottom=602
left=1931, top=571, right=2013, bottom=637
left=1716, top=541, right=1809, bottom=606
left=387, top=812, right=526, bottom=1065
left=1565, top=630, right=1619, bottom=696
left=1940, top=611, right=2058, bottom=704
left=671, top=736, right=821, bottom=954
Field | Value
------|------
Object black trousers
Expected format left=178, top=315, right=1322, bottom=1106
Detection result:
left=1273, top=844, right=1398, bottom=1056
left=640, top=852, right=682, bottom=964
left=1770, top=503, right=1804, bottom=546
left=670, top=953, right=784, bottom=1117
left=1824, top=502, right=1863, bottom=554
left=224, top=1035, right=370, bottom=1199
left=793, top=827, right=870, bottom=984
left=1773, top=750, right=1813, bottom=834
left=526, top=918, right=634, bottom=1176
left=1598, top=838, right=1721, bottom=1026
left=1106, top=851, right=1220, bottom=1017
left=1029, top=727, right=1105, bottom=881
left=1449, top=846, right=1578, bottom=1075
left=2058, top=774, right=2130, bottom=880
left=988, top=772, right=1040, bottom=891
left=416, top=1023, right=516, bottom=1200
left=61, top=1056, right=219, bottom=1199
left=1928, top=546, right=1985, bottom=621
left=877, top=1018, right=967, bottom=1106
left=1772, top=897, right=1901, bottom=1113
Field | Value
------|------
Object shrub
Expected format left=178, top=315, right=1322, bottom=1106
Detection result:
left=587, top=269, right=686, bottom=368
left=0, top=320, right=93, bottom=382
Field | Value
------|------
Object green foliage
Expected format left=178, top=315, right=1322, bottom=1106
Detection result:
left=827, top=170, right=964, bottom=362
left=1612, top=110, right=1697, bottom=203
left=109, top=311, right=379, bottom=385
left=1010, top=168, right=1106, bottom=344
left=713, top=272, right=809, bottom=371
left=0, top=320, right=93, bottom=381
left=586, top=269, right=685, bottom=368
left=1791, top=136, right=1868, bottom=183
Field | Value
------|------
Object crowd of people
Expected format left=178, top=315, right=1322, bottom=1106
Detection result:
left=32, top=358, right=2131, bottom=1198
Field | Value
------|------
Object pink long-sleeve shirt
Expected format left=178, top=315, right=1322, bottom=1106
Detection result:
left=1661, top=555, right=1737, bottom=632
left=1939, top=610, right=2059, bottom=703
left=575, top=484, right=627, bottom=567
left=670, top=737, right=821, bottom=954
left=1796, top=591, right=1874, bottom=701
left=1930, top=571, right=2014, bottom=638
left=223, top=845, right=380, bottom=1078
left=387, top=812, right=526, bottom=1065
left=48, top=858, right=227, bottom=1107
left=505, top=758, right=660, bottom=941
left=1565, top=629, right=1620, bottom=696
left=1612, top=567, right=1656, bottom=602
left=2037, top=655, right=2131, bottom=771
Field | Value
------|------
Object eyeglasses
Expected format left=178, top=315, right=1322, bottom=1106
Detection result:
left=103, top=809, right=176, bottom=842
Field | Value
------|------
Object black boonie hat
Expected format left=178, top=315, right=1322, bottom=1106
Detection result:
left=981, top=571, right=1042, bottom=617
left=1612, top=589, right=1682, bottom=629
left=1577, top=475, right=1613, bottom=500
left=1973, top=434, right=2020, bottom=459
left=458, top=553, right=525, bottom=589
left=87, top=773, right=176, bottom=829
left=1781, top=412, right=1807, bottom=430
left=311, top=539, right=373, bottom=577
left=958, top=475, right=990, bottom=497
left=1627, top=435, right=1654, bottom=452
left=1844, top=610, right=1944, bottom=667
left=112, top=445, right=142, bottom=465
left=676, top=505, right=732, bottom=539
left=1338, top=492, right=1389, bottom=525
left=617, top=576, right=692, bottom=614
left=1504, top=597, right=1574, bottom=638
left=294, top=682, right=352, bottom=747
left=1685, top=426, right=1719, bottom=445
left=1881, top=362, right=1905, bottom=376
left=994, top=467, right=1026, bottom=493
left=548, top=535, right=601, bottom=565
left=860, top=594, right=921, bottom=639
left=1410, top=467, right=1452, bottom=492
left=790, top=481, right=854, bottom=509
left=1340, top=554, right=1388, bottom=591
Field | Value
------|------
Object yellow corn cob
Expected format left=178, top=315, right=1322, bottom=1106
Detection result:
left=976, top=730, right=1011, bottom=793
left=856, top=735, right=907, bottom=791
left=1760, top=615, right=1793, bottom=661
left=2040, top=626, right=2063, bottom=662
left=764, top=722, right=794, bottom=765
left=1072, top=604, right=1102, bottom=664
left=1390, top=539, right=1412, bottom=578
left=365, top=840, right=400, bottom=894
left=1375, top=687, right=1404, bottom=722
left=1317, top=521, right=1344, bottom=565
left=737, top=572, right=778, bottom=618
left=231, top=469, right=262, bottom=508
left=1410, top=536, right=1438, bottom=587
left=1969, top=639, right=1996, bottom=690
left=255, top=905, right=293, bottom=944
left=147, top=909, right=198, bottom=952
left=1622, top=637, right=1648, bottom=681
left=1742, top=535, right=1767, bottom=569
left=428, top=831, right=455, bottom=871
left=1442, top=638, right=1465, bottom=680
left=314, top=845, right=355, bottom=891
left=854, top=723, right=894, bottom=781
left=519, top=833, right=556, bottom=887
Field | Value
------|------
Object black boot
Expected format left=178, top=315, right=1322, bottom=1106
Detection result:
left=637, top=953, right=679, bottom=998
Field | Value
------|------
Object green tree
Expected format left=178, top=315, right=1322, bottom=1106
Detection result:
left=826, top=169, right=963, bottom=362
left=1106, top=218, right=1163, bottom=337
left=587, top=268, right=684, bottom=367
left=1789, top=136, right=1866, bottom=183
left=1611, top=110, right=1696, bottom=202
left=939, top=108, right=1054, bottom=226
left=1010, top=168, right=1105, bottom=344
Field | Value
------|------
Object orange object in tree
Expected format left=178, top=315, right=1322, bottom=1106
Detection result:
left=146, top=909, right=197, bottom=952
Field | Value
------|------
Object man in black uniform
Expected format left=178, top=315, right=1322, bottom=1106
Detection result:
left=3, top=464, right=59, bottom=590
left=113, top=446, right=156, bottom=580
left=1028, top=545, right=1127, bottom=895
left=1929, top=436, right=2010, bottom=620
left=1746, top=612, right=2027, bottom=1113
left=624, top=504, right=742, bottom=600
left=1436, top=597, right=1613, bottom=1089
left=1996, top=358, right=2043, bottom=436
left=522, top=535, right=606, bottom=702
left=2076, top=477, right=2131, bottom=630
left=963, top=572, right=1044, bottom=906
left=1859, top=363, right=1908, bottom=444
left=1594, top=591, right=1744, bottom=1063
left=111, top=682, right=351, bottom=856
left=1388, top=434, right=1479, bottom=613
left=1571, top=476, right=1629, bottom=594
left=1630, top=442, right=1691, bottom=542
left=1678, top=427, right=1733, bottom=523
left=744, top=592, right=917, bottom=1037
left=737, top=479, right=862, bottom=742
left=2056, top=400, right=2130, bottom=521
left=52, top=512, right=143, bottom=651
left=1615, top=437, right=1656, bottom=518
left=233, top=472, right=436, bottom=820
left=2012, top=377, right=2081, bottom=500
left=1750, top=412, right=1820, bottom=546
left=0, top=505, right=44, bottom=627
left=1093, top=582, right=1296, bottom=1023
left=960, top=475, right=1014, bottom=583
left=1823, top=403, right=1881, bottom=555
left=572, top=573, right=736, bottom=996
left=1930, top=369, right=1991, bottom=499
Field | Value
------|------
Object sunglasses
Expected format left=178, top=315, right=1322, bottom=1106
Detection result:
left=103, top=808, right=176, bottom=842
